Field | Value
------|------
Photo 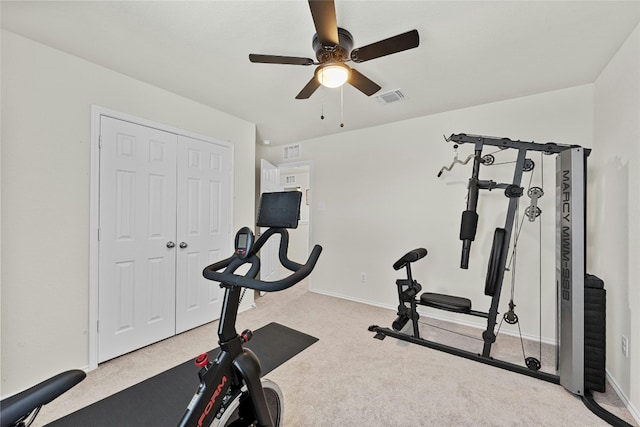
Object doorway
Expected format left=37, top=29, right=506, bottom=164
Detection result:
left=278, top=163, right=311, bottom=263
left=258, top=160, right=312, bottom=283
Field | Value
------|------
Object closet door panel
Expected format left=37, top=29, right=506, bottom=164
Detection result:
left=175, top=135, right=232, bottom=333
left=98, top=117, right=177, bottom=362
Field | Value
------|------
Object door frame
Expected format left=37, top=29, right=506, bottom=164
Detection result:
left=264, top=160, right=314, bottom=286
left=259, top=159, right=281, bottom=285
left=89, top=105, right=234, bottom=370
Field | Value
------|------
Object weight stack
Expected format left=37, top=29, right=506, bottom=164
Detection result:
left=584, top=274, right=606, bottom=393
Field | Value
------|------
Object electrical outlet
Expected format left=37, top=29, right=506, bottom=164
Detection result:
left=621, top=336, right=629, bottom=358
left=360, top=272, right=367, bottom=282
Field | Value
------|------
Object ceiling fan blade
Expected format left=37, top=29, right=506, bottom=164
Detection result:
left=348, top=68, right=381, bottom=96
left=308, top=0, right=339, bottom=46
left=350, top=29, right=420, bottom=63
left=295, top=76, right=322, bottom=99
left=249, top=54, right=314, bottom=66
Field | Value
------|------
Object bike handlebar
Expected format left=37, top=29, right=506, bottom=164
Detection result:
left=203, top=229, right=322, bottom=292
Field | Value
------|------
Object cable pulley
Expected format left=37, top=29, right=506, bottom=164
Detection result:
left=525, top=206, right=541, bottom=220
left=523, top=158, right=535, bottom=172
left=481, top=154, right=495, bottom=165
left=504, top=301, right=519, bottom=325
left=525, top=357, right=541, bottom=371
left=527, top=186, right=544, bottom=198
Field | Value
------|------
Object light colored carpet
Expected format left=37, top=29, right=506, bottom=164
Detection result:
left=34, top=281, right=636, bottom=426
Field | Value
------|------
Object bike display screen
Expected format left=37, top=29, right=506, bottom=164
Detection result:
left=256, top=191, right=302, bottom=229
left=235, top=227, right=254, bottom=259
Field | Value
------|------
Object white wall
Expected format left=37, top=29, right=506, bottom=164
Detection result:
left=0, top=31, right=256, bottom=396
left=592, top=23, right=640, bottom=417
left=260, top=85, right=593, bottom=347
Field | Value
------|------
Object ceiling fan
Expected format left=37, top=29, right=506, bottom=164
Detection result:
left=249, top=0, right=420, bottom=100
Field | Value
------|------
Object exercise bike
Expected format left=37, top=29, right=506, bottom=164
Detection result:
left=2, top=191, right=322, bottom=427
left=178, top=191, right=322, bottom=426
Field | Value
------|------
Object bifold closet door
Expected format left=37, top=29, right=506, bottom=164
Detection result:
left=98, top=116, right=178, bottom=363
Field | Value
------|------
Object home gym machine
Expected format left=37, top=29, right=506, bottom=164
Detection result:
left=369, top=133, right=627, bottom=426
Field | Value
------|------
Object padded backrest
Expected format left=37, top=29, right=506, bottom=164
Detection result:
left=484, top=228, right=506, bottom=296
left=393, top=248, right=428, bottom=271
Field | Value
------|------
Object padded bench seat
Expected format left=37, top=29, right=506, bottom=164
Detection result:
left=420, top=292, right=472, bottom=313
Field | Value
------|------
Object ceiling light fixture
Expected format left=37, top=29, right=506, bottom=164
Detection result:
left=316, top=63, right=350, bottom=88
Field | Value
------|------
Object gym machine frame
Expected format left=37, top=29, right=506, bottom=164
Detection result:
left=370, top=133, right=599, bottom=400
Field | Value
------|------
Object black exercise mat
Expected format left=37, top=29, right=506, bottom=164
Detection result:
left=47, top=322, right=317, bottom=426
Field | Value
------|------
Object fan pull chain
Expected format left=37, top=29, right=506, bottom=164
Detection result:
left=340, top=86, right=344, bottom=128
left=320, top=84, right=325, bottom=120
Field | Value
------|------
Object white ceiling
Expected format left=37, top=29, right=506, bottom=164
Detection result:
left=2, top=1, right=639, bottom=145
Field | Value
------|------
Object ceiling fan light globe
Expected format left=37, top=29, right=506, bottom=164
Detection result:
left=316, top=64, right=350, bottom=88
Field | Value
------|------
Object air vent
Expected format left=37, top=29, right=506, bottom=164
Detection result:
left=283, top=144, right=301, bottom=160
left=375, top=89, right=407, bottom=105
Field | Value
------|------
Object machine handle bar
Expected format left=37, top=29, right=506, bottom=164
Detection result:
left=203, top=243, right=322, bottom=293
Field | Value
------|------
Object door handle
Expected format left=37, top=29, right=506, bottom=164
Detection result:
left=179, top=242, right=188, bottom=249
left=166, top=241, right=176, bottom=249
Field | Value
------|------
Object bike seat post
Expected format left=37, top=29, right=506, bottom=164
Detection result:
left=217, top=285, right=243, bottom=344
left=405, top=263, right=414, bottom=285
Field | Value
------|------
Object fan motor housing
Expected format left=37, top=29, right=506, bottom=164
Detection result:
left=312, top=27, right=354, bottom=63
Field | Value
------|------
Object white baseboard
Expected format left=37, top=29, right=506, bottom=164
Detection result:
left=309, top=288, right=397, bottom=311
left=606, top=370, right=640, bottom=425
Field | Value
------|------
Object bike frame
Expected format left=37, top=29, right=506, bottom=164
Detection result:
left=177, top=285, right=274, bottom=427
left=178, top=212, right=322, bottom=427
